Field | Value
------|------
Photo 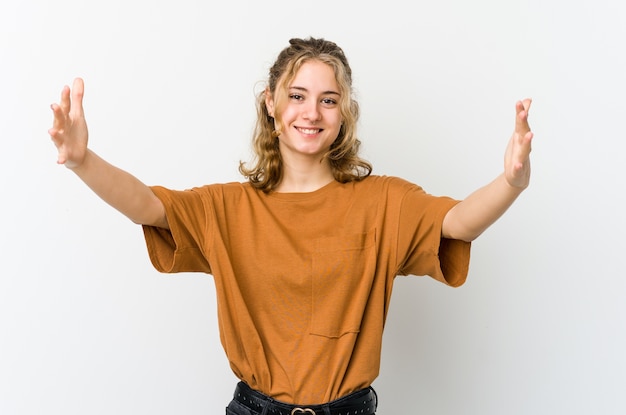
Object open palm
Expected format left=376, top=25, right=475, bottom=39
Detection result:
left=48, top=78, right=88, bottom=169
left=504, top=99, right=533, bottom=189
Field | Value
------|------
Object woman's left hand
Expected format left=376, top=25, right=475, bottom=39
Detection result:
left=504, top=99, right=533, bottom=189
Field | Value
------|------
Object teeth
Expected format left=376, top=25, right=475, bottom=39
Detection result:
left=299, top=128, right=319, bottom=134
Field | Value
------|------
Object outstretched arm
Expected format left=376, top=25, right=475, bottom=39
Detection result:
left=442, top=99, right=533, bottom=242
left=49, top=78, right=168, bottom=228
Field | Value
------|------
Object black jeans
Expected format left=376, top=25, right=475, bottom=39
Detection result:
left=225, top=382, right=378, bottom=415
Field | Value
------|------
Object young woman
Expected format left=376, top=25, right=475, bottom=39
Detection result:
left=49, top=37, right=533, bottom=415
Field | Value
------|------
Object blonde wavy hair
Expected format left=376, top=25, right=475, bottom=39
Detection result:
left=239, top=37, right=372, bottom=193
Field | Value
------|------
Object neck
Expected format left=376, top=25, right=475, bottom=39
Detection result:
left=276, top=157, right=335, bottom=193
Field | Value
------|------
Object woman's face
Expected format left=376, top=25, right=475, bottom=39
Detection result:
left=267, top=60, right=343, bottom=163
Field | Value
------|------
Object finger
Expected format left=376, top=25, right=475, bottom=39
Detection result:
left=516, top=100, right=529, bottom=118
left=516, top=98, right=533, bottom=123
left=524, top=131, right=534, bottom=148
left=59, top=85, right=71, bottom=114
left=49, top=131, right=68, bottom=164
left=515, top=101, right=531, bottom=133
left=515, top=131, right=534, bottom=159
left=50, top=103, right=66, bottom=130
left=48, top=126, right=67, bottom=164
left=69, top=78, right=85, bottom=118
left=57, top=149, right=68, bottom=165
left=48, top=126, right=64, bottom=147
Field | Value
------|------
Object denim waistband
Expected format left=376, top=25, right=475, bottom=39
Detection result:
left=232, top=382, right=377, bottom=415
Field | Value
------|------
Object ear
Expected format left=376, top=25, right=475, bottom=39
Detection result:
left=265, top=87, right=275, bottom=117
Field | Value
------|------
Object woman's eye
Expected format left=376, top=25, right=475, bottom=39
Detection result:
left=322, top=98, right=337, bottom=105
left=289, top=94, right=303, bottom=101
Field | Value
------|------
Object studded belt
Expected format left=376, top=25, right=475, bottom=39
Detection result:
left=232, top=381, right=377, bottom=415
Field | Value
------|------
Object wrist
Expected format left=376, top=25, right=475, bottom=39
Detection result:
left=68, top=149, right=93, bottom=174
left=502, top=172, right=529, bottom=192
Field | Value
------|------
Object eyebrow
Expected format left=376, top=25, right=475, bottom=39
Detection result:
left=289, top=86, right=341, bottom=96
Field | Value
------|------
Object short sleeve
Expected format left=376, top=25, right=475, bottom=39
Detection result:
left=142, top=186, right=212, bottom=274
left=396, top=185, right=471, bottom=287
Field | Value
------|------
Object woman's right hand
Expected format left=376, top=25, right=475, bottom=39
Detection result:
left=49, top=78, right=88, bottom=169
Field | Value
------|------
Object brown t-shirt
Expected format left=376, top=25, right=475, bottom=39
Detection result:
left=142, top=175, right=471, bottom=404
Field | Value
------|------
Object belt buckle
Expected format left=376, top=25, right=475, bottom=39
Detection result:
left=290, top=408, right=316, bottom=415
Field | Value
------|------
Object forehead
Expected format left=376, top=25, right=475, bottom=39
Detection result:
left=290, top=60, right=338, bottom=91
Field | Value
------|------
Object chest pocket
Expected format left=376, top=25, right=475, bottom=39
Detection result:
left=310, top=231, right=377, bottom=338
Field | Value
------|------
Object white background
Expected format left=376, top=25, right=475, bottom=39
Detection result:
left=1, top=0, right=625, bottom=414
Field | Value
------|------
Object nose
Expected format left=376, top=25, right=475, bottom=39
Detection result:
left=303, top=101, right=321, bottom=122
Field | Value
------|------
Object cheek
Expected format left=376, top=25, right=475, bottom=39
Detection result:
left=278, top=106, right=297, bottom=124
left=329, top=113, right=343, bottom=129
